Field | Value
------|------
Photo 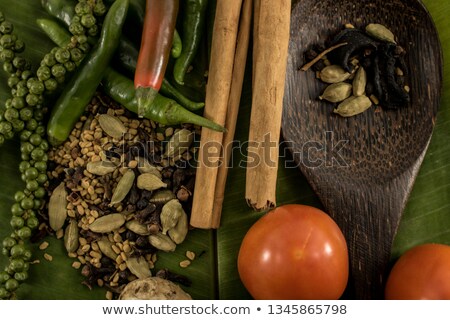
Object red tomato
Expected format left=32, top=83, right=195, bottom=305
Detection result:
left=385, top=243, right=450, bottom=299
left=237, top=204, right=348, bottom=299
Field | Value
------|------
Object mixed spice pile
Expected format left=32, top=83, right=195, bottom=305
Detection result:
left=45, top=94, right=198, bottom=299
left=302, top=23, right=410, bottom=117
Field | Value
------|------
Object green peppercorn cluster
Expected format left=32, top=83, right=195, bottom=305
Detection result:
left=0, top=0, right=106, bottom=299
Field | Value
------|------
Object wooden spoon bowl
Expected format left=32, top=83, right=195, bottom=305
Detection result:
left=282, top=0, right=442, bottom=299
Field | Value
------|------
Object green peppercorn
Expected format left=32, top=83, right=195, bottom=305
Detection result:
left=64, top=61, right=76, bottom=72
left=75, top=2, right=92, bottom=15
left=34, top=186, right=46, bottom=198
left=2, top=236, right=16, bottom=249
left=11, top=96, right=25, bottom=109
left=4, top=108, right=18, bottom=122
left=10, top=258, right=25, bottom=272
left=70, top=47, right=83, bottom=62
left=14, top=271, right=28, bottom=282
left=81, top=13, right=96, bottom=28
left=51, top=63, right=66, bottom=78
left=55, top=48, right=71, bottom=64
left=3, top=61, right=15, bottom=73
left=19, top=129, right=31, bottom=142
left=43, top=53, right=56, bottom=67
left=20, top=142, right=34, bottom=155
left=78, top=42, right=90, bottom=53
left=0, top=34, right=14, bottom=48
left=0, top=21, right=13, bottom=34
left=29, top=80, right=44, bottom=95
left=0, top=121, right=12, bottom=134
left=10, top=244, right=25, bottom=258
left=19, top=107, right=33, bottom=121
left=0, top=49, right=14, bottom=63
left=14, top=39, right=25, bottom=53
left=2, top=247, right=9, bottom=256
left=18, top=161, right=30, bottom=172
left=44, top=78, right=58, bottom=91
left=26, top=120, right=38, bottom=132
left=33, top=199, right=41, bottom=210
left=10, top=203, right=23, bottom=216
left=20, top=197, right=34, bottom=210
left=88, top=25, right=99, bottom=37
left=29, top=134, right=42, bottom=147
left=15, top=86, right=28, bottom=97
left=17, top=227, right=32, bottom=240
left=5, top=279, right=19, bottom=291
left=11, top=119, right=24, bottom=132
left=12, top=56, right=26, bottom=69
left=0, top=287, right=9, bottom=299
left=94, top=1, right=107, bottom=16
left=55, top=75, right=65, bottom=84
left=25, top=167, right=39, bottom=179
left=26, top=216, right=39, bottom=230
left=7, top=75, right=19, bottom=88
left=39, top=140, right=49, bottom=151
left=10, top=216, right=24, bottom=229
left=22, top=248, right=32, bottom=260
left=69, top=22, right=84, bottom=36
left=26, top=180, right=39, bottom=192
left=25, top=93, right=39, bottom=106
left=36, top=66, right=51, bottom=81
left=20, top=153, right=30, bottom=161
left=0, top=271, right=10, bottom=284
left=35, top=161, right=47, bottom=172
left=21, top=70, right=32, bottom=80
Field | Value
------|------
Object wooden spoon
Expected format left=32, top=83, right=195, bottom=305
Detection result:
left=282, top=0, right=442, bottom=299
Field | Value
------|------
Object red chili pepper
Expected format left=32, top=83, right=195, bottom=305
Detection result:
left=134, top=0, right=179, bottom=116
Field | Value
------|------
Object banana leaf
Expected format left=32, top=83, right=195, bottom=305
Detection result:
left=0, top=0, right=449, bottom=300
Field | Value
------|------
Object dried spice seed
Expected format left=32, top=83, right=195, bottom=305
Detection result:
left=164, top=129, right=194, bottom=158
left=39, top=241, right=49, bottom=250
left=149, top=190, right=176, bottom=204
left=186, top=251, right=195, bottom=261
left=125, top=220, right=151, bottom=236
left=179, top=260, right=191, bottom=268
left=44, top=253, right=53, bottom=262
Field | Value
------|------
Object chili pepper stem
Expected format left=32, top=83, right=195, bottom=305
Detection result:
left=136, top=86, right=158, bottom=117
left=166, top=103, right=226, bottom=132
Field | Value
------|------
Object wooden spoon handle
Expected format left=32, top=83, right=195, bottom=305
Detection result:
left=311, top=144, right=429, bottom=299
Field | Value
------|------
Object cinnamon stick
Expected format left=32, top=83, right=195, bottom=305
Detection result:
left=245, top=0, right=291, bottom=211
left=211, top=0, right=253, bottom=228
left=190, top=0, right=243, bottom=229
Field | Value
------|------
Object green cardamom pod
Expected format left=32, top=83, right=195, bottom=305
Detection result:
left=319, top=82, right=352, bottom=103
left=352, top=67, right=367, bottom=97
left=86, top=160, right=117, bottom=176
left=319, top=65, right=351, bottom=83
left=126, top=256, right=152, bottom=279
left=148, top=233, right=177, bottom=252
left=110, top=169, right=135, bottom=205
left=365, top=23, right=396, bottom=43
left=125, top=220, right=151, bottom=236
left=168, top=212, right=189, bottom=244
left=164, top=129, right=194, bottom=158
left=48, top=182, right=68, bottom=231
left=334, top=95, right=372, bottom=117
left=160, top=199, right=184, bottom=235
left=136, top=156, right=162, bottom=178
left=137, top=173, right=167, bottom=191
left=97, top=236, right=118, bottom=260
left=149, top=189, right=177, bottom=204
left=88, top=213, right=125, bottom=233
left=64, top=219, right=79, bottom=254
left=98, top=114, right=127, bottom=139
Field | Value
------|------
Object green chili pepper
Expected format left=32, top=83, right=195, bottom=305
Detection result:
left=103, top=68, right=224, bottom=131
left=47, top=0, right=129, bottom=146
left=173, top=0, right=208, bottom=85
left=172, top=29, right=182, bottom=58
left=41, top=0, right=75, bottom=28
